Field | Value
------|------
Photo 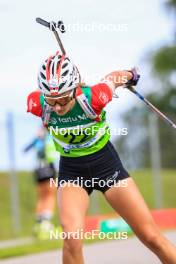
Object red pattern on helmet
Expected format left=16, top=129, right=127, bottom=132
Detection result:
left=46, top=56, right=53, bottom=83
left=46, top=52, right=66, bottom=96
left=50, top=54, right=65, bottom=96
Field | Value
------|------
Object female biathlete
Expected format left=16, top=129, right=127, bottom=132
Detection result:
left=27, top=52, right=176, bottom=264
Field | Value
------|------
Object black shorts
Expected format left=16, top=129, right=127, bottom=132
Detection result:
left=34, top=163, right=56, bottom=183
left=58, top=141, right=130, bottom=195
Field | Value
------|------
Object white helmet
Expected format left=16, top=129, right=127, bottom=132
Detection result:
left=38, top=51, right=80, bottom=96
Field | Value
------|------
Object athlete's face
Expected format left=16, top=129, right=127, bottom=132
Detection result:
left=53, top=98, right=75, bottom=115
left=44, top=90, right=75, bottom=116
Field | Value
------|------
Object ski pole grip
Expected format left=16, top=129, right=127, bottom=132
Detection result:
left=36, top=17, right=51, bottom=28
left=58, top=21, right=66, bottom=33
left=36, top=18, right=65, bottom=32
left=36, top=17, right=56, bottom=31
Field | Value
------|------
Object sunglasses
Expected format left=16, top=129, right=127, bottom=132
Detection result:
left=44, top=91, right=74, bottom=107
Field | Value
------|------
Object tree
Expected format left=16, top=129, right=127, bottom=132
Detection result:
left=114, top=1, right=176, bottom=169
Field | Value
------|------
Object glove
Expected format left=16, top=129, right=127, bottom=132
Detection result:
left=126, top=67, right=140, bottom=86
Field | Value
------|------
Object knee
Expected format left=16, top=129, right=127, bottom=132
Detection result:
left=61, top=219, right=84, bottom=252
left=61, top=222, right=83, bottom=253
left=63, top=236, right=83, bottom=255
left=139, top=226, right=165, bottom=251
left=144, top=233, right=163, bottom=251
left=61, top=218, right=84, bottom=234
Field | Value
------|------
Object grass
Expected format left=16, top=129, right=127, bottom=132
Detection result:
left=0, top=240, right=62, bottom=259
left=0, top=171, right=37, bottom=240
left=0, top=169, right=175, bottom=258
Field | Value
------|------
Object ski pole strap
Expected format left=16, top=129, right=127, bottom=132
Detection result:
left=42, top=103, right=52, bottom=127
left=76, top=87, right=100, bottom=121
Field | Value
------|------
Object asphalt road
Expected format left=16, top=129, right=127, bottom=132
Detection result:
left=1, top=231, right=176, bottom=264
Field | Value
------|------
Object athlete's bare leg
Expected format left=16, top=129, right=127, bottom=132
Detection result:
left=58, top=184, right=90, bottom=264
left=104, top=177, right=176, bottom=264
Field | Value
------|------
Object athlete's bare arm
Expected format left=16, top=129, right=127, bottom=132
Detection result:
left=103, top=67, right=140, bottom=91
left=103, top=70, right=133, bottom=89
